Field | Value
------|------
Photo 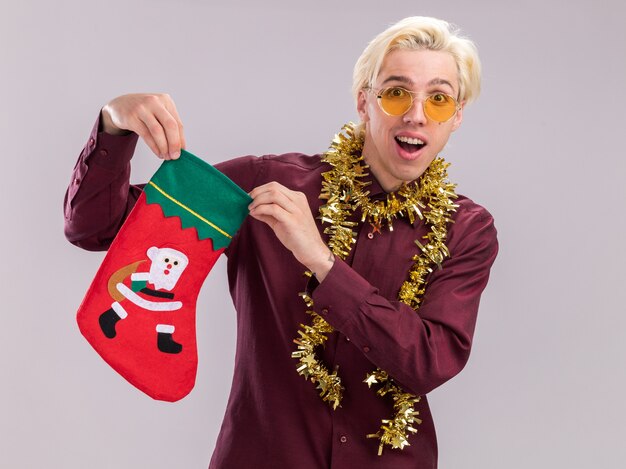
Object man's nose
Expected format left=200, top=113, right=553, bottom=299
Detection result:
left=402, top=98, right=428, bottom=125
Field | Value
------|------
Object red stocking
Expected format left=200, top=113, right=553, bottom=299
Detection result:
left=76, top=150, right=250, bottom=401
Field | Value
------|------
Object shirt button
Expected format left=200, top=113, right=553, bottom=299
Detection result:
left=321, top=308, right=329, bottom=315
left=99, top=149, right=108, bottom=156
left=340, top=435, right=347, bottom=443
left=363, top=346, right=370, bottom=353
left=367, top=232, right=374, bottom=239
left=74, top=178, right=80, bottom=185
left=345, top=337, right=350, bottom=342
left=89, top=138, right=95, bottom=145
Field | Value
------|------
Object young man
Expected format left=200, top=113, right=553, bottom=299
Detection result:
left=65, top=16, right=498, bottom=469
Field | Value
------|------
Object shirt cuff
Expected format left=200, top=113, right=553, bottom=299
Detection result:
left=309, top=257, right=378, bottom=332
left=83, top=112, right=139, bottom=171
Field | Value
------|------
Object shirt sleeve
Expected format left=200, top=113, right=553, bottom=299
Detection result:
left=310, top=205, right=499, bottom=396
left=63, top=112, right=142, bottom=251
left=215, top=154, right=266, bottom=194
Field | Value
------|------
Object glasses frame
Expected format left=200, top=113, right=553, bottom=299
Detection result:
left=370, top=86, right=461, bottom=123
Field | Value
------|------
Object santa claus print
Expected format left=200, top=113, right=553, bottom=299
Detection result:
left=99, top=246, right=189, bottom=354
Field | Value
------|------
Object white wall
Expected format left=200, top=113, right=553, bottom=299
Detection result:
left=1, top=0, right=625, bottom=467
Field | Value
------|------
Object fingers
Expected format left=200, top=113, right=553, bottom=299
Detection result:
left=248, top=182, right=302, bottom=215
left=132, top=118, right=162, bottom=159
left=248, top=202, right=292, bottom=228
left=144, top=104, right=182, bottom=160
left=163, top=98, right=186, bottom=150
left=247, top=182, right=332, bottom=276
left=141, top=94, right=183, bottom=160
left=105, top=93, right=185, bottom=160
left=248, top=183, right=312, bottom=227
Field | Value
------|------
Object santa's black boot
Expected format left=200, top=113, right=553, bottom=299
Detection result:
left=157, top=330, right=183, bottom=354
left=99, top=308, right=122, bottom=338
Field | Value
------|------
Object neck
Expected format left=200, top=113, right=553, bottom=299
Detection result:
left=362, top=152, right=404, bottom=193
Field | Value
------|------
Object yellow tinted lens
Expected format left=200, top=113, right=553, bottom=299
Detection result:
left=379, top=87, right=412, bottom=115
left=424, top=94, right=457, bottom=122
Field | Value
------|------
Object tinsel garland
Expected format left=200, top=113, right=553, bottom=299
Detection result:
left=291, top=122, right=458, bottom=456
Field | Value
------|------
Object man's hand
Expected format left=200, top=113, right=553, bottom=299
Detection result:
left=101, top=93, right=186, bottom=160
left=248, top=182, right=335, bottom=282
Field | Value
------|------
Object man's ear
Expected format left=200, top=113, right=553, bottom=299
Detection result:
left=451, top=101, right=465, bottom=132
left=357, top=89, right=370, bottom=123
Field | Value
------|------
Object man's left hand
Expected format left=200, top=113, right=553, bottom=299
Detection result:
left=248, top=182, right=334, bottom=281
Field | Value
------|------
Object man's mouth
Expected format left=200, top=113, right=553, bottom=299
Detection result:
left=395, top=135, right=426, bottom=153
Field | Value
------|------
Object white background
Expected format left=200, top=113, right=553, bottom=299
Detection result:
left=1, top=0, right=625, bottom=467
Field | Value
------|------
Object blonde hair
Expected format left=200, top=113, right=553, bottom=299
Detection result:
left=352, top=16, right=481, bottom=104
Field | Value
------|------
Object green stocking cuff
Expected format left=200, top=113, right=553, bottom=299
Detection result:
left=144, top=149, right=251, bottom=250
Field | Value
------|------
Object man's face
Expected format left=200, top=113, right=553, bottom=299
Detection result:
left=357, top=48, right=464, bottom=192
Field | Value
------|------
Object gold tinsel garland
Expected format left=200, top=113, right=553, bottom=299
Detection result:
left=291, top=123, right=458, bottom=455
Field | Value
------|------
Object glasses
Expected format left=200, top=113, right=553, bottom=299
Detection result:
left=372, top=86, right=461, bottom=122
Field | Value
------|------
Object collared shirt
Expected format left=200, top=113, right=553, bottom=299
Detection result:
left=64, top=116, right=498, bottom=469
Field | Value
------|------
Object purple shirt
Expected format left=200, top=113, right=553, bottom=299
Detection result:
left=65, top=116, right=498, bottom=468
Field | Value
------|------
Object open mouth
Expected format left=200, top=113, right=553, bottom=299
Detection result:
left=395, top=135, right=426, bottom=153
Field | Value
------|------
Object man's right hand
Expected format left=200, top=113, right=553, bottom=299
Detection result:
left=101, top=93, right=186, bottom=160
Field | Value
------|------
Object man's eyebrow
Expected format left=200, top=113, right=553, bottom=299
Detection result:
left=380, top=75, right=413, bottom=86
left=427, top=78, right=455, bottom=91
left=379, top=76, right=456, bottom=93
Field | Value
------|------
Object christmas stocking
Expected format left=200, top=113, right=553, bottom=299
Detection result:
left=76, top=149, right=250, bottom=401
